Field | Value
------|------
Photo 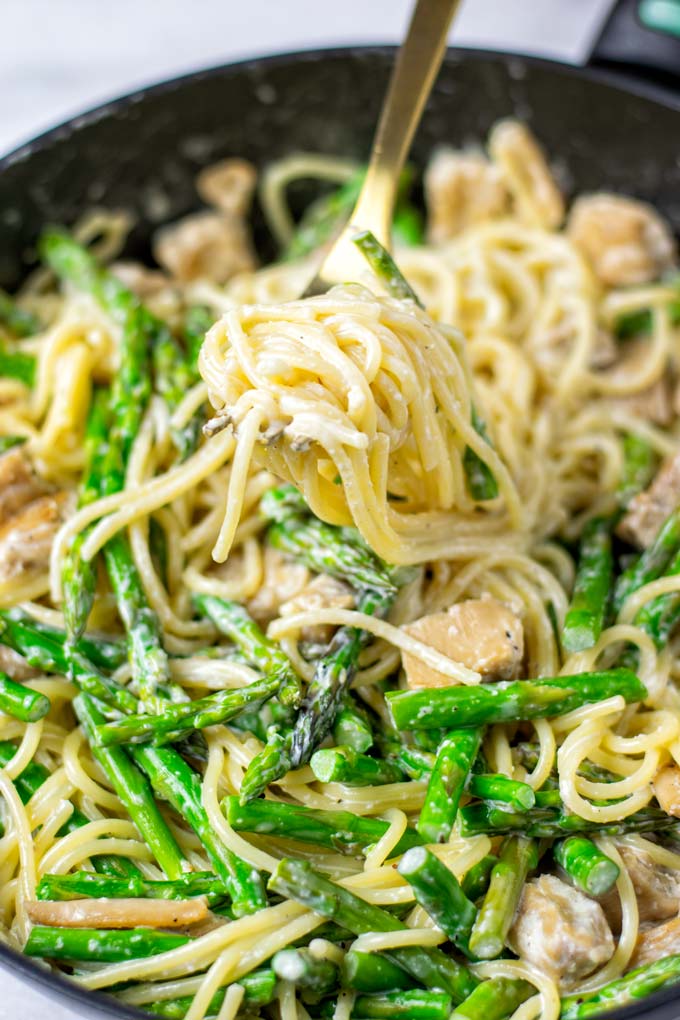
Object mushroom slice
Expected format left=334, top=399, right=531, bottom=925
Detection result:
left=26, top=897, right=209, bottom=929
left=402, top=598, right=524, bottom=688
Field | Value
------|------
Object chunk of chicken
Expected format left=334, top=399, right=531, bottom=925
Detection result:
left=402, top=598, right=524, bottom=688
left=424, top=150, right=510, bottom=243
left=488, top=120, right=564, bottom=230
left=653, top=765, right=680, bottom=818
left=567, top=194, right=676, bottom=287
left=617, top=450, right=680, bottom=549
left=154, top=211, right=256, bottom=284
left=279, top=574, right=355, bottom=644
left=509, top=874, right=614, bottom=988
left=0, top=645, right=39, bottom=681
left=631, top=915, right=680, bottom=969
left=247, top=547, right=310, bottom=626
left=197, top=158, right=257, bottom=218
left=0, top=447, right=48, bottom=526
left=599, top=844, right=680, bottom=932
left=0, top=492, right=73, bottom=586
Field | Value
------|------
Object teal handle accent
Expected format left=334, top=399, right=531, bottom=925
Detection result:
left=639, top=0, right=680, bottom=38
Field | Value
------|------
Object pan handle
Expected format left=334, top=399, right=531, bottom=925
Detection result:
left=590, top=0, right=680, bottom=85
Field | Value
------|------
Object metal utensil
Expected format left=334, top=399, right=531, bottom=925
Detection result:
left=304, top=0, right=461, bottom=295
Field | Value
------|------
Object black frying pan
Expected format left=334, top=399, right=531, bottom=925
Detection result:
left=1, top=43, right=680, bottom=1020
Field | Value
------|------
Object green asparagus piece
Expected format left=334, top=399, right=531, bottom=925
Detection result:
left=24, top=926, right=189, bottom=963
left=284, top=171, right=364, bottom=261
left=62, top=389, right=109, bottom=640
left=613, top=506, right=680, bottom=615
left=450, top=978, right=533, bottom=1020
left=0, top=672, right=50, bottom=722
left=393, top=205, right=424, bottom=247
left=618, top=433, right=657, bottom=509
left=290, top=588, right=394, bottom=769
left=147, top=969, right=278, bottom=1017
left=0, top=608, right=125, bottom=671
left=0, top=436, right=26, bottom=455
left=311, top=745, right=404, bottom=786
left=418, top=729, right=481, bottom=844
left=562, top=516, right=614, bottom=653
left=467, top=774, right=535, bottom=811
left=269, top=859, right=478, bottom=1002
left=150, top=316, right=203, bottom=459
left=633, top=545, right=680, bottom=649
left=342, top=951, right=415, bottom=993
left=223, top=796, right=424, bottom=857
left=183, top=304, right=214, bottom=369
left=613, top=279, right=680, bottom=340
left=0, top=289, right=40, bottom=337
left=334, top=699, right=374, bottom=753
left=352, top=229, right=423, bottom=305
left=460, top=855, right=497, bottom=902
left=75, top=694, right=188, bottom=879
left=560, top=954, right=680, bottom=1019
left=96, top=673, right=287, bottom=747
left=463, top=406, right=499, bottom=502
left=469, top=837, right=537, bottom=959
left=132, top=744, right=266, bottom=916
left=272, top=947, right=339, bottom=993
left=35, top=869, right=227, bottom=905
left=239, top=729, right=293, bottom=803
left=398, top=847, right=476, bottom=954
left=387, top=669, right=646, bottom=731
left=0, top=348, right=36, bottom=385
left=379, top=737, right=436, bottom=781
left=193, top=594, right=301, bottom=706
left=353, top=990, right=453, bottom=1020
left=0, top=612, right=138, bottom=715
left=459, top=801, right=679, bottom=839
left=554, top=836, right=620, bottom=896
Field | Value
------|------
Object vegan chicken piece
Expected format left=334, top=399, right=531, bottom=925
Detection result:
left=424, top=150, right=510, bottom=243
left=280, top=573, right=355, bottom=644
left=599, top=843, right=680, bottom=932
left=509, top=874, right=614, bottom=987
left=402, top=598, right=524, bottom=687
left=617, top=450, right=680, bottom=549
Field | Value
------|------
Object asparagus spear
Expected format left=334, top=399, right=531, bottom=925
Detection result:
left=342, top=951, right=415, bottom=993
left=269, top=859, right=478, bottom=1002
left=290, top=587, right=394, bottom=769
left=353, top=990, right=453, bottom=1020
left=147, top=969, right=278, bottom=1017
left=554, top=836, right=620, bottom=896
left=0, top=613, right=138, bottom=715
left=75, top=694, right=189, bottom=880
left=0, top=289, right=40, bottom=337
left=618, top=433, right=657, bottom=509
left=468, top=836, right=537, bottom=959
left=613, top=506, right=680, bottom=615
left=0, top=607, right=126, bottom=671
left=463, top=407, right=499, bottom=502
left=0, top=348, right=36, bottom=385
left=223, top=796, right=424, bottom=857
left=24, top=926, right=189, bottom=963
left=450, top=978, right=533, bottom=1020
left=0, top=673, right=50, bottom=722
left=311, top=745, right=404, bottom=786
left=36, top=870, right=227, bottom=905
left=562, top=516, right=614, bottom=653
left=96, top=673, right=287, bottom=747
left=632, top=545, right=680, bottom=649
left=378, top=735, right=436, bottom=781
left=131, top=744, right=266, bottom=916
left=387, top=669, right=646, bottom=731
left=262, top=492, right=397, bottom=599
left=0, top=436, right=26, bottom=455
left=467, top=774, right=535, bottom=811
left=613, top=281, right=680, bottom=340
left=272, top=947, right=339, bottom=994
left=560, top=954, right=680, bottom=1019
left=183, top=304, right=214, bottom=368
left=334, top=698, right=374, bottom=753
left=239, top=729, right=293, bottom=803
left=352, top=229, right=423, bottom=305
left=61, top=389, right=109, bottom=640
left=460, top=855, right=497, bottom=902
left=193, top=594, right=301, bottom=706
left=398, top=847, right=476, bottom=954
left=417, top=729, right=481, bottom=844
left=459, top=801, right=679, bottom=839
